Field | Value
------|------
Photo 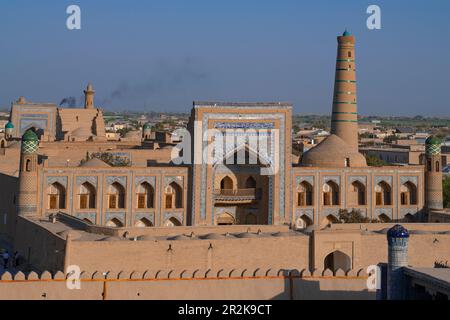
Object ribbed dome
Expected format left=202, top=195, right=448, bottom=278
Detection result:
left=300, top=134, right=367, bottom=167
left=79, top=157, right=111, bottom=168
left=5, top=122, right=14, bottom=129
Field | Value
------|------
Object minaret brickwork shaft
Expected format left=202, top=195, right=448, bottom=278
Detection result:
left=424, top=136, right=443, bottom=211
left=84, top=83, right=95, bottom=109
left=331, top=30, right=358, bottom=150
left=18, top=130, right=39, bottom=217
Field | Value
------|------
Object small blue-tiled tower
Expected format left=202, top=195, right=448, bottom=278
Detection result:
left=387, top=224, right=410, bottom=300
left=18, top=130, right=39, bottom=217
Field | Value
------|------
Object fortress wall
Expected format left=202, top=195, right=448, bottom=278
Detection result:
left=0, top=147, right=21, bottom=176
left=359, top=233, right=450, bottom=268
left=86, top=224, right=290, bottom=238
left=68, top=235, right=311, bottom=273
left=0, top=173, right=18, bottom=237
left=0, top=269, right=375, bottom=300
left=13, top=217, right=66, bottom=273
left=329, top=223, right=450, bottom=232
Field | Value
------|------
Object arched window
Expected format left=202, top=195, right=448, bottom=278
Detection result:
left=106, top=218, right=123, bottom=228
left=137, top=182, right=154, bottom=209
left=79, top=182, right=96, bottom=209
left=295, top=215, right=313, bottom=230
left=0, top=140, right=5, bottom=148
left=245, top=213, right=257, bottom=225
left=220, top=176, right=233, bottom=190
left=436, top=161, right=440, bottom=172
left=165, top=217, right=182, bottom=227
left=401, top=182, right=417, bottom=205
left=83, top=218, right=94, bottom=225
left=378, top=213, right=391, bottom=223
left=216, top=212, right=235, bottom=225
left=323, top=181, right=339, bottom=206
left=165, top=182, right=183, bottom=209
left=26, top=159, right=31, bottom=172
left=350, top=181, right=366, bottom=206
left=324, top=250, right=351, bottom=273
left=245, top=176, right=257, bottom=189
left=375, top=181, right=391, bottom=206
left=348, top=51, right=352, bottom=58
left=134, top=218, right=153, bottom=227
left=298, top=181, right=313, bottom=206
left=48, top=182, right=66, bottom=210
left=108, top=182, right=125, bottom=209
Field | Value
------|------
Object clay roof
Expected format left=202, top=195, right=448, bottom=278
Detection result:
left=300, top=134, right=367, bottom=167
left=79, top=157, right=111, bottom=168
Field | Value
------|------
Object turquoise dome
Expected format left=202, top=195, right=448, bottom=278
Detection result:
left=22, top=129, right=38, bottom=142
left=5, top=121, right=14, bottom=129
left=425, top=136, right=442, bottom=145
left=342, top=30, right=351, bottom=36
left=143, top=123, right=152, bottom=130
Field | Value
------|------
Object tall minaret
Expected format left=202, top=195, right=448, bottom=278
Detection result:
left=84, top=83, right=95, bottom=109
left=18, top=129, right=39, bottom=217
left=331, top=30, right=358, bottom=150
left=424, top=136, right=443, bottom=211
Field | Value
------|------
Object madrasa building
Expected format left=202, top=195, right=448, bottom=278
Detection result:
left=0, top=32, right=449, bottom=298
left=1, top=30, right=445, bottom=231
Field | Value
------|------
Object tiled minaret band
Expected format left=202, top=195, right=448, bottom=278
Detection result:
left=331, top=30, right=358, bottom=150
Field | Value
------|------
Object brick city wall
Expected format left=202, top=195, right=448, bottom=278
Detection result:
left=0, top=268, right=375, bottom=300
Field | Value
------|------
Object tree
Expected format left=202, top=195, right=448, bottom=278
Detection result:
left=80, top=152, right=131, bottom=167
left=366, top=155, right=389, bottom=167
left=443, top=176, right=450, bottom=208
left=383, top=135, right=399, bottom=144
left=338, top=209, right=372, bottom=223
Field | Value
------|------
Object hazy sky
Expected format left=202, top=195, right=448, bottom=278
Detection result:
left=1, top=0, right=449, bottom=115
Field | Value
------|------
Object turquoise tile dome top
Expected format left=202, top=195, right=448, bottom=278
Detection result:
left=21, top=129, right=39, bottom=154
left=425, top=136, right=442, bottom=155
left=342, top=30, right=351, bottom=36
left=5, top=121, right=14, bottom=129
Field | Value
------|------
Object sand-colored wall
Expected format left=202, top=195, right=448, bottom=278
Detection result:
left=13, top=217, right=66, bottom=273
left=0, top=270, right=374, bottom=300
left=67, top=235, right=311, bottom=273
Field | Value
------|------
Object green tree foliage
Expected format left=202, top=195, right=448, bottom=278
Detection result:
left=383, top=134, right=399, bottom=144
left=80, top=152, right=131, bottom=167
left=365, top=155, right=389, bottom=167
left=338, top=209, right=372, bottom=223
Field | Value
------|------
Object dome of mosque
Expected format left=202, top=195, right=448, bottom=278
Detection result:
left=300, top=134, right=367, bottom=167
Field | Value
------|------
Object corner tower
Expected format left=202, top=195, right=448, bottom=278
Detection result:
left=331, top=30, right=358, bottom=150
left=424, top=136, right=443, bottom=211
left=18, top=130, right=39, bottom=216
left=84, top=83, right=95, bottom=109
